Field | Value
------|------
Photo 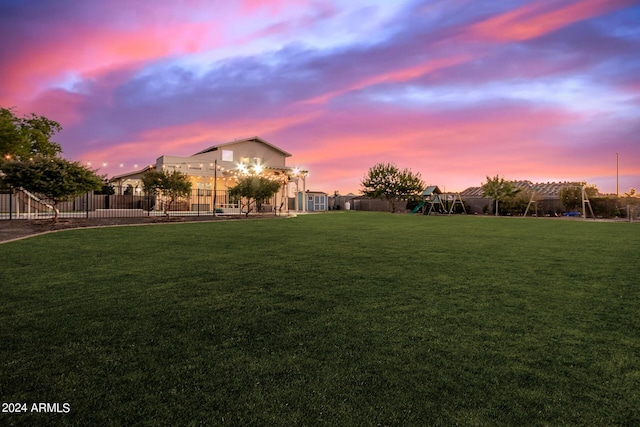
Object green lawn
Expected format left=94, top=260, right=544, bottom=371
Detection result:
left=1, top=212, right=639, bottom=426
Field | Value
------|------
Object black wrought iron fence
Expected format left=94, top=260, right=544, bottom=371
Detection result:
left=0, top=186, right=247, bottom=220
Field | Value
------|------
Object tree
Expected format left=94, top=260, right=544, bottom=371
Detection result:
left=559, top=183, right=598, bottom=212
left=501, top=186, right=533, bottom=216
left=621, top=188, right=640, bottom=221
left=623, top=188, right=638, bottom=197
left=94, top=180, right=116, bottom=195
left=1, top=107, right=62, bottom=161
left=360, top=162, right=425, bottom=213
left=1, top=155, right=103, bottom=222
left=229, top=175, right=282, bottom=216
left=141, top=169, right=192, bottom=216
left=481, top=175, right=521, bottom=216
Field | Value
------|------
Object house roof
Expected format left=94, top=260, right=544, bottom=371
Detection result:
left=460, top=186, right=484, bottom=197
left=460, top=181, right=577, bottom=197
left=110, top=165, right=155, bottom=181
left=193, top=136, right=292, bottom=158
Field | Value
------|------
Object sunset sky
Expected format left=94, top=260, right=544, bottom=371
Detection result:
left=1, top=0, right=638, bottom=194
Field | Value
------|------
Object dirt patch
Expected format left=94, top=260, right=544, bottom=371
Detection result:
left=0, top=215, right=263, bottom=243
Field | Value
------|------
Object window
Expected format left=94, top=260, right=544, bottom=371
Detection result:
left=222, top=150, right=233, bottom=162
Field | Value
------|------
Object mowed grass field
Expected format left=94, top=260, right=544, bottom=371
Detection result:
left=1, top=212, right=639, bottom=426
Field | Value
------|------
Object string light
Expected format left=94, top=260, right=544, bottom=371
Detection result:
left=78, top=158, right=301, bottom=191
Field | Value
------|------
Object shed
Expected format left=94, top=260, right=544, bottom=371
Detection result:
left=299, top=190, right=328, bottom=212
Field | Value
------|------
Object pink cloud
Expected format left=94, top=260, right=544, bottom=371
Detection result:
left=466, top=0, right=636, bottom=42
left=0, top=20, right=220, bottom=106
left=239, top=0, right=307, bottom=15
left=300, top=54, right=472, bottom=105
left=21, top=89, right=87, bottom=128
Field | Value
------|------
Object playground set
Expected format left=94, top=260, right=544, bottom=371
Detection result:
left=410, top=186, right=467, bottom=215
left=411, top=184, right=597, bottom=218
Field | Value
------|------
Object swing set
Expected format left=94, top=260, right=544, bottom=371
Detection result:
left=524, top=185, right=594, bottom=218
left=424, top=193, right=467, bottom=215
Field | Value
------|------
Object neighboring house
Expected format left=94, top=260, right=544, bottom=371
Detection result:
left=461, top=181, right=572, bottom=215
left=111, top=136, right=309, bottom=212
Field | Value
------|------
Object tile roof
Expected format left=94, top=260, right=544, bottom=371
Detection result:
left=460, top=181, right=578, bottom=198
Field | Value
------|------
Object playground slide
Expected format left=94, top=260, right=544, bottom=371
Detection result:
left=409, top=201, right=425, bottom=214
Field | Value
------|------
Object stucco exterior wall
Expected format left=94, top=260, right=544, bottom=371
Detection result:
left=203, top=139, right=288, bottom=169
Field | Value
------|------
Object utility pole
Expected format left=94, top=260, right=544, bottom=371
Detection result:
left=616, top=152, right=619, bottom=197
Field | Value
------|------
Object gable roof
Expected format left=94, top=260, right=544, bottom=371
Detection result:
left=422, top=185, right=442, bottom=196
left=193, top=136, right=292, bottom=158
left=110, top=165, right=155, bottom=181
